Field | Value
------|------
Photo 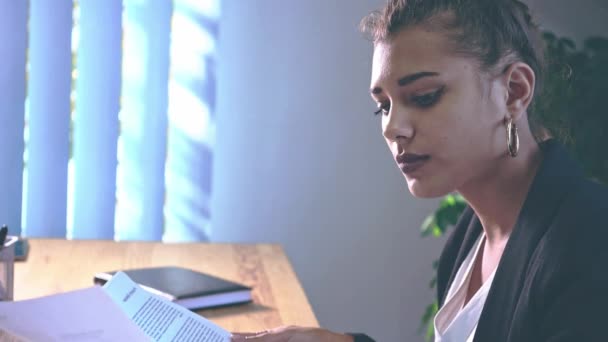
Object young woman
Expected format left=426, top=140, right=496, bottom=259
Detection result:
left=232, top=0, right=608, bottom=341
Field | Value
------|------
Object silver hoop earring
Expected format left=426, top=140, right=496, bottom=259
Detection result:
left=506, top=117, right=519, bottom=157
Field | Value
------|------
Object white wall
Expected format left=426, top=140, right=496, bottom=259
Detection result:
left=211, top=1, right=607, bottom=341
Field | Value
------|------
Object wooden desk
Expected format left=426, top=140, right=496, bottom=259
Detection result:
left=14, top=239, right=318, bottom=332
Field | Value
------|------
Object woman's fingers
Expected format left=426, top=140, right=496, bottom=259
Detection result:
left=231, top=331, right=268, bottom=341
left=231, top=328, right=283, bottom=341
left=232, top=326, right=293, bottom=341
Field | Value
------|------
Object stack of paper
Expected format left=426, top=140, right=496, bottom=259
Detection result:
left=0, top=272, right=232, bottom=341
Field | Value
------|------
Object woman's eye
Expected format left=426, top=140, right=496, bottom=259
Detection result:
left=374, top=103, right=390, bottom=116
left=411, top=87, right=444, bottom=108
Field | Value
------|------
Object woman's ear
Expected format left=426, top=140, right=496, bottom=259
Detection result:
left=503, top=62, right=536, bottom=120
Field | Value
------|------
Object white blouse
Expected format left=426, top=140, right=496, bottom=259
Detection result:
left=434, top=234, right=497, bottom=342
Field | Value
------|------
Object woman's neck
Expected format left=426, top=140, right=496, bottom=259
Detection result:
left=458, top=129, right=543, bottom=247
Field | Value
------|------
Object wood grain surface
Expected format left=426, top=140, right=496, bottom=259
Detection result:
left=13, top=239, right=318, bottom=333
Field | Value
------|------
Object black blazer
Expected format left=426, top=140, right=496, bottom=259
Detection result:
left=437, top=140, right=608, bottom=341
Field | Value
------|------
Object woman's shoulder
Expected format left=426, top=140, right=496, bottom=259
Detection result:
left=523, top=177, right=608, bottom=341
left=531, top=177, right=608, bottom=278
left=557, top=177, right=608, bottom=235
left=578, top=177, right=608, bottom=203
left=532, top=140, right=608, bottom=258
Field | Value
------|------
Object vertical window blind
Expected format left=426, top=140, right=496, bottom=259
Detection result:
left=0, top=0, right=219, bottom=241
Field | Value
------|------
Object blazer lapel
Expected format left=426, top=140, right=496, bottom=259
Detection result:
left=438, top=206, right=482, bottom=306
left=474, top=140, right=583, bottom=341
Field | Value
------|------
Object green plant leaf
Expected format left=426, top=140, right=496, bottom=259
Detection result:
left=419, top=300, right=438, bottom=337
left=418, top=301, right=438, bottom=342
left=426, top=317, right=435, bottom=342
left=420, top=215, right=437, bottom=237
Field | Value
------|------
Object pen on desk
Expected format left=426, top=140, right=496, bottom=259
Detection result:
left=0, top=225, right=7, bottom=251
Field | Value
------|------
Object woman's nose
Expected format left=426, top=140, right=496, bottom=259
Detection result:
left=382, top=108, right=414, bottom=142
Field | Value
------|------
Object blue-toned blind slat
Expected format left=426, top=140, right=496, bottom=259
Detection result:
left=24, top=0, right=72, bottom=238
left=70, top=0, right=122, bottom=239
left=163, top=0, right=220, bottom=241
left=0, top=2, right=28, bottom=236
left=115, top=0, right=171, bottom=241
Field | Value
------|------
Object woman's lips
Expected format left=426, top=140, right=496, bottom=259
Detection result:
left=397, top=153, right=430, bottom=174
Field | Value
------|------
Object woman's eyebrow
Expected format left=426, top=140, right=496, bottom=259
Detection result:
left=397, top=71, right=439, bottom=86
left=370, top=71, right=440, bottom=95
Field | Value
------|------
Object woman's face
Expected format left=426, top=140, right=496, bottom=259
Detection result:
left=370, top=27, right=509, bottom=198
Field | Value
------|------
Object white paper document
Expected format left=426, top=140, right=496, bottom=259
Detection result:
left=104, top=272, right=231, bottom=342
left=0, top=272, right=232, bottom=342
left=0, top=286, right=148, bottom=341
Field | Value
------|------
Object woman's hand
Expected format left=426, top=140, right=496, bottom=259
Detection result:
left=231, top=326, right=354, bottom=342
